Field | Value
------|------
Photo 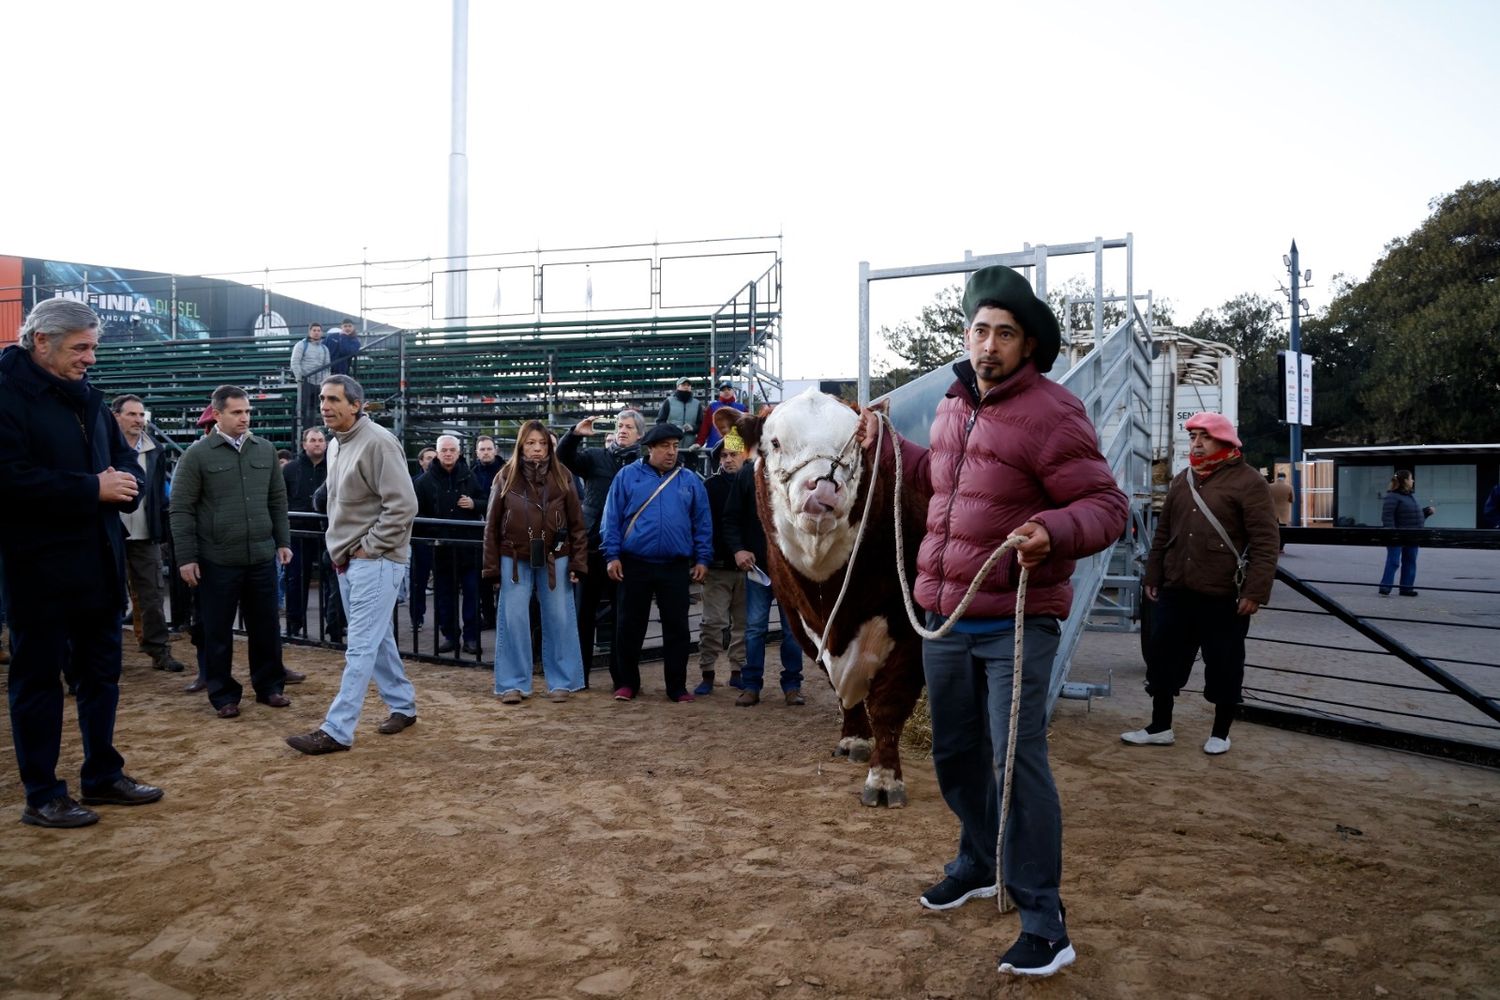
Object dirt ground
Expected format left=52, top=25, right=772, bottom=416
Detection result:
left=3, top=633, right=1499, bottom=1000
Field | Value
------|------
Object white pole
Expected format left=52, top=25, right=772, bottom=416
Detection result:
left=446, top=0, right=469, bottom=323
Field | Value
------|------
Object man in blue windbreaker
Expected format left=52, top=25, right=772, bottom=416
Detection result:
left=601, top=423, right=712, bottom=703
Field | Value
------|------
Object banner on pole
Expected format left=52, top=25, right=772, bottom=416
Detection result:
left=1277, top=350, right=1315, bottom=426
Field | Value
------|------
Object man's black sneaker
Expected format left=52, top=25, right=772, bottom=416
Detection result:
left=997, top=931, right=1076, bottom=977
left=919, top=874, right=998, bottom=911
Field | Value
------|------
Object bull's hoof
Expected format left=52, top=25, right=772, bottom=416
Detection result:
left=860, top=769, right=907, bottom=808
left=858, top=784, right=908, bottom=808
left=835, top=737, right=873, bottom=762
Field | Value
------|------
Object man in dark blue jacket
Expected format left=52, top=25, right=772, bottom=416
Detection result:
left=325, top=318, right=362, bottom=377
left=0, top=300, right=164, bottom=828
left=601, top=423, right=712, bottom=702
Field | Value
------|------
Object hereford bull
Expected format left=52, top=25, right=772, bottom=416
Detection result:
left=717, top=388, right=928, bottom=807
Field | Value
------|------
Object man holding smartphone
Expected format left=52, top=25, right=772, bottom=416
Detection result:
left=558, top=410, right=645, bottom=674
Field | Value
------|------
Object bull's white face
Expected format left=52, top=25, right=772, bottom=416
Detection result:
left=760, top=389, right=864, bottom=581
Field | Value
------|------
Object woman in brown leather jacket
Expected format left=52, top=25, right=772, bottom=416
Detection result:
left=482, top=420, right=589, bottom=703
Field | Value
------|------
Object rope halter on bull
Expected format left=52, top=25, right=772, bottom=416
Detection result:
left=811, top=408, right=1029, bottom=916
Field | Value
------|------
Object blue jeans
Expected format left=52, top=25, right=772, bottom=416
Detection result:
left=741, top=579, right=804, bottom=692
left=922, top=614, right=1065, bottom=940
left=494, top=555, right=584, bottom=695
left=322, top=557, right=416, bottom=745
left=1380, top=546, right=1419, bottom=591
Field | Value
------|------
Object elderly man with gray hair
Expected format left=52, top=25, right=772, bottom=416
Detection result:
left=0, top=299, right=163, bottom=828
left=287, top=375, right=420, bottom=754
left=414, top=432, right=483, bottom=655
left=557, top=407, right=645, bottom=675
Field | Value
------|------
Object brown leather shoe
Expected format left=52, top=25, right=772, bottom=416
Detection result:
left=184, top=678, right=207, bottom=694
left=285, top=729, right=351, bottom=755
left=256, top=693, right=291, bottom=708
left=216, top=703, right=241, bottom=719
left=784, top=688, right=806, bottom=706
left=377, top=712, right=416, bottom=734
left=735, top=689, right=760, bottom=707
left=283, top=668, right=306, bottom=685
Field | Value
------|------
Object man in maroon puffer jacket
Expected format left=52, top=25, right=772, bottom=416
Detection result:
left=858, top=265, right=1127, bottom=979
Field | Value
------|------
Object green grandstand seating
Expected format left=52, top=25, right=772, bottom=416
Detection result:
left=90, top=313, right=777, bottom=457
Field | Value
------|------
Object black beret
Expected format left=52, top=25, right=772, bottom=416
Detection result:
left=961, top=265, right=1061, bottom=374
left=641, top=423, right=682, bottom=447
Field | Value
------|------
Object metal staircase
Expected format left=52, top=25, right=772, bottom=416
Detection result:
left=863, top=237, right=1156, bottom=714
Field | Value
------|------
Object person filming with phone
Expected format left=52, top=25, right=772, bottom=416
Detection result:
left=557, top=409, right=646, bottom=673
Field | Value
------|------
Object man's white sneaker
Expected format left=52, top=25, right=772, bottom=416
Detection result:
left=1120, top=728, right=1175, bottom=746
left=1203, top=736, right=1231, bottom=755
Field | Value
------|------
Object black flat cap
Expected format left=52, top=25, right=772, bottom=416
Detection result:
left=641, top=423, right=682, bottom=447
left=961, top=265, right=1061, bottom=374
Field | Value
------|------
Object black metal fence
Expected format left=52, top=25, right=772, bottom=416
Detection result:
left=274, top=514, right=753, bottom=683
left=1234, top=527, right=1500, bottom=767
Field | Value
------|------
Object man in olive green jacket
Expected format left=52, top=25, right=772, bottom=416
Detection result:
left=170, top=385, right=293, bottom=719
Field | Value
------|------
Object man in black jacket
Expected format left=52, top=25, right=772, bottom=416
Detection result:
left=0, top=299, right=164, bottom=828
left=415, top=434, right=483, bottom=655
left=282, top=426, right=336, bottom=648
left=471, top=435, right=502, bottom=630
left=721, top=439, right=805, bottom=707
left=111, top=394, right=184, bottom=673
left=557, top=408, right=643, bottom=670
left=693, top=437, right=749, bottom=695
left=409, top=447, right=437, bottom=630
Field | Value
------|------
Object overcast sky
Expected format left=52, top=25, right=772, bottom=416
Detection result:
left=3, top=0, right=1495, bottom=378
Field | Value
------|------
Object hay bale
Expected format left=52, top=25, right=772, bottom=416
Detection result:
left=900, top=691, right=933, bottom=757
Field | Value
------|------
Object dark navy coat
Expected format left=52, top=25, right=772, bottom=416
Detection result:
left=0, top=345, right=145, bottom=621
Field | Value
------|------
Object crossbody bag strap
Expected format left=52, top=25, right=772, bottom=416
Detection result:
left=624, top=467, right=683, bottom=539
left=1186, top=471, right=1248, bottom=593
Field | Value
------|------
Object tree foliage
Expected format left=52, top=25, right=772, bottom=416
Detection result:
left=1302, top=178, right=1500, bottom=445
left=876, top=285, right=965, bottom=388
left=876, top=277, right=1174, bottom=388
left=1196, top=178, right=1500, bottom=459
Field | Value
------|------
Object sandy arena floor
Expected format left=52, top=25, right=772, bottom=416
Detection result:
left=2, top=632, right=1499, bottom=1000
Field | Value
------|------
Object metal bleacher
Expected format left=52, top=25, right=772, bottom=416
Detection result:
left=86, top=240, right=784, bottom=454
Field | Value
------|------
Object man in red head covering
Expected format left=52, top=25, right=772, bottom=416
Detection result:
left=1123, top=411, right=1280, bottom=755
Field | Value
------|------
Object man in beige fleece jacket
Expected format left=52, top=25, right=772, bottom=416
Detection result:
left=286, top=375, right=420, bottom=755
